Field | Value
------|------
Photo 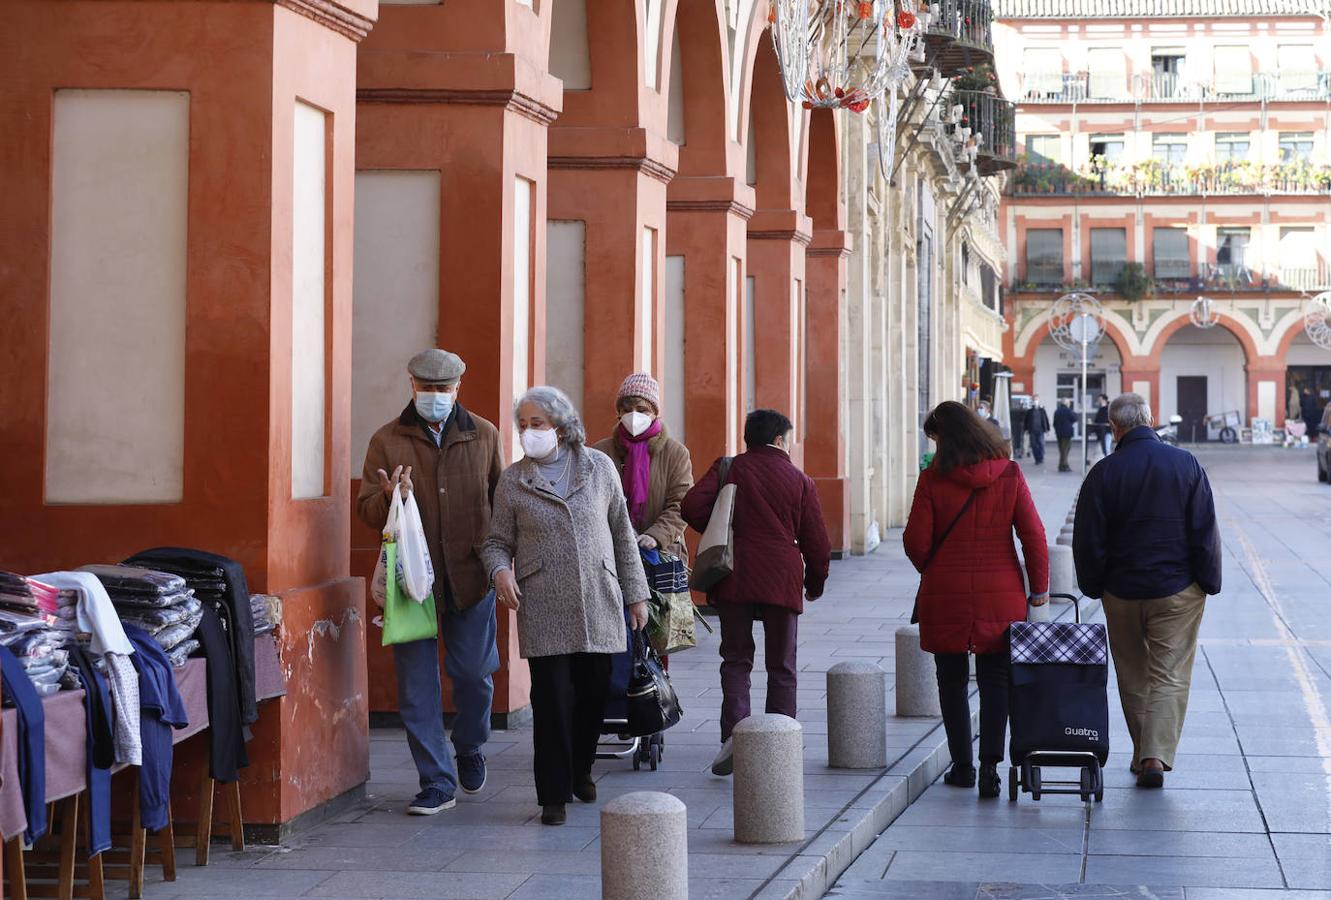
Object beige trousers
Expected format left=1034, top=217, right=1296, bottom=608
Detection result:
left=1101, top=583, right=1207, bottom=770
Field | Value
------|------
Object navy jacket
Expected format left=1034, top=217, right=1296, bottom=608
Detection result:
left=1053, top=405, right=1077, bottom=440
left=1073, top=426, right=1222, bottom=600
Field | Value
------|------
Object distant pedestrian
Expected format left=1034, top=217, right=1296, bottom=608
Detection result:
left=1072, top=393, right=1222, bottom=789
left=1025, top=397, right=1051, bottom=465
left=681, top=409, right=831, bottom=779
left=977, top=399, right=1008, bottom=452
left=1093, top=394, right=1111, bottom=458
left=1054, top=399, right=1077, bottom=472
left=356, top=349, right=503, bottom=817
left=1302, top=388, right=1322, bottom=438
left=1010, top=399, right=1027, bottom=459
left=481, top=386, right=650, bottom=826
left=591, top=373, right=694, bottom=559
left=905, top=401, right=1049, bottom=799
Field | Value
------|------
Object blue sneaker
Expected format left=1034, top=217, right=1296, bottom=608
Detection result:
left=457, top=751, right=487, bottom=794
left=406, top=787, right=455, bottom=816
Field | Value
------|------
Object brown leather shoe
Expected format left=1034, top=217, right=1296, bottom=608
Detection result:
left=1136, top=758, right=1165, bottom=788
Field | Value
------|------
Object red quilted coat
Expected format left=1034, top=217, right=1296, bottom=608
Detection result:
left=903, top=459, right=1049, bottom=655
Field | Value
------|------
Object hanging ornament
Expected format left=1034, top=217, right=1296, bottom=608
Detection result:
left=875, top=88, right=901, bottom=179
left=1049, top=292, right=1106, bottom=354
left=1189, top=295, right=1219, bottom=329
left=770, top=0, right=925, bottom=112
left=1306, top=292, right=1331, bottom=350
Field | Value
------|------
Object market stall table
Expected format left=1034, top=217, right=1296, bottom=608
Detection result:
left=0, top=634, right=285, bottom=896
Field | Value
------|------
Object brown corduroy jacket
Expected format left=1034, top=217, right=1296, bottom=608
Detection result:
left=356, top=402, right=504, bottom=610
left=591, top=425, right=694, bottom=560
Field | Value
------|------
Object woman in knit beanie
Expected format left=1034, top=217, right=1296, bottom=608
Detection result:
left=591, top=373, right=694, bottom=559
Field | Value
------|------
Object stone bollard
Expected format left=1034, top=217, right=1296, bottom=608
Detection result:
left=827, top=662, right=888, bottom=768
left=602, top=792, right=688, bottom=899
left=894, top=625, right=941, bottom=717
left=1056, top=532, right=1074, bottom=547
left=1049, top=543, right=1077, bottom=597
left=733, top=714, right=804, bottom=844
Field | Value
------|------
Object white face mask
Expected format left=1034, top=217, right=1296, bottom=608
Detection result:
left=620, top=411, right=653, bottom=437
left=520, top=426, right=559, bottom=460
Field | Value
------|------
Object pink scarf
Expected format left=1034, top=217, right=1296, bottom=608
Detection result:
left=617, top=418, right=663, bottom=527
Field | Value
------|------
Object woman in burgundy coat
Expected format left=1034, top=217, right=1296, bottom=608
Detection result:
left=904, top=401, right=1049, bottom=798
left=682, top=409, right=832, bottom=777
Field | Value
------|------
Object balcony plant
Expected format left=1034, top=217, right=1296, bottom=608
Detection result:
left=1114, top=262, right=1153, bottom=301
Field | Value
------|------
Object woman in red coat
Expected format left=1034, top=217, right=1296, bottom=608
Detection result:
left=682, top=409, right=832, bottom=778
left=904, top=401, right=1049, bottom=798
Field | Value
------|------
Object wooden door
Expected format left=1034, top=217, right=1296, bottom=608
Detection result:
left=1177, top=376, right=1208, bottom=443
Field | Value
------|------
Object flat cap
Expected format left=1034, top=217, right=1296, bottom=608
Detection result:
left=408, top=349, right=466, bottom=385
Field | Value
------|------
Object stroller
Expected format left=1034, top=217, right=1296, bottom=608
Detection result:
left=596, top=607, right=666, bottom=771
left=1007, top=593, right=1110, bottom=803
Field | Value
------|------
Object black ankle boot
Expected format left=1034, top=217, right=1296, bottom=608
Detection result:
left=978, top=763, right=1001, bottom=799
left=943, top=764, right=976, bottom=787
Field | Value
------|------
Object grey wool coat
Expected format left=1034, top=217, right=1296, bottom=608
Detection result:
left=481, top=447, right=650, bottom=659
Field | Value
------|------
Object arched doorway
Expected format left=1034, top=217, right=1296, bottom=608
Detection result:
left=1285, top=329, right=1331, bottom=427
left=1032, top=332, right=1124, bottom=440
left=1159, top=323, right=1247, bottom=443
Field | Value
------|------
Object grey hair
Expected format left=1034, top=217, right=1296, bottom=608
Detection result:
left=514, top=385, right=586, bottom=449
left=1108, top=393, right=1154, bottom=431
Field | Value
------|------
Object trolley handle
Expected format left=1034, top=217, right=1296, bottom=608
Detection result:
left=1049, top=593, right=1083, bottom=623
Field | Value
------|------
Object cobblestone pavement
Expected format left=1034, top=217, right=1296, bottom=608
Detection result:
left=830, top=445, right=1331, bottom=900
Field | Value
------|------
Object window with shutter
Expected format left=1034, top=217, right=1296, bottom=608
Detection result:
left=1090, top=228, right=1127, bottom=286
left=1278, top=45, right=1318, bottom=94
left=1213, top=45, right=1252, bottom=95
left=1025, top=229, right=1063, bottom=285
left=1087, top=48, right=1126, bottom=99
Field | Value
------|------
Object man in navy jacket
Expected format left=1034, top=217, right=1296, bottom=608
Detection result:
left=1053, top=399, right=1078, bottom=472
left=1073, top=393, right=1222, bottom=789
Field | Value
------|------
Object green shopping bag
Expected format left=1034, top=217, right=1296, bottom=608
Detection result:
left=380, top=540, right=438, bottom=646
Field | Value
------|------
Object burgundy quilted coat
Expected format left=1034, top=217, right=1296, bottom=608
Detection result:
left=903, top=459, right=1049, bottom=655
left=681, top=446, right=831, bottom=612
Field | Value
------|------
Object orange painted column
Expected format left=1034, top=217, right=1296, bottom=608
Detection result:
left=1119, top=363, right=1162, bottom=421
left=0, top=0, right=377, bottom=829
left=353, top=1, right=561, bottom=720
left=805, top=229, right=853, bottom=555
left=665, top=177, right=756, bottom=468
left=747, top=209, right=812, bottom=464
left=547, top=137, right=674, bottom=441
left=1247, top=361, right=1286, bottom=425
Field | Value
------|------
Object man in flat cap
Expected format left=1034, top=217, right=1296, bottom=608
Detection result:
left=357, top=349, right=504, bottom=815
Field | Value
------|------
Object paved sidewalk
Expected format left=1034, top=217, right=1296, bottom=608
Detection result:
left=141, top=472, right=1081, bottom=900
left=831, top=447, right=1331, bottom=900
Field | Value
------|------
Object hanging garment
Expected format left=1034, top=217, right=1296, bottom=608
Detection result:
left=0, top=643, right=47, bottom=844
left=104, top=653, right=142, bottom=766
left=33, top=571, right=141, bottom=765
left=192, top=604, right=249, bottom=781
left=68, top=645, right=115, bottom=855
left=125, top=549, right=258, bottom=726
left=123, top=625, right=189, bottom=832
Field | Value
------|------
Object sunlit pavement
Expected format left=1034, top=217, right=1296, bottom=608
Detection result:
left=830, top=445, right=1331, bottom=900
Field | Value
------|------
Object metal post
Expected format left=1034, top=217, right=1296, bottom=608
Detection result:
left=1081, top=329, right=1090, bottom=476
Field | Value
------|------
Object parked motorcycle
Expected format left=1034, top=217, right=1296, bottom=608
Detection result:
left=1157, top=414, right=1183, bottom=446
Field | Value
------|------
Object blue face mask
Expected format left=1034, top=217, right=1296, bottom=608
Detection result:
left=415, top=391, right=454, bottom=423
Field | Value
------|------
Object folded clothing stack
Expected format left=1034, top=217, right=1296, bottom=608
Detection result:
left=81, top=565, right=203, bottom=666
left=0, top=610, right=70, bottom=697
left=0, top=572, right=59, bottom=617
left=250, top=594, right=281, bottom=637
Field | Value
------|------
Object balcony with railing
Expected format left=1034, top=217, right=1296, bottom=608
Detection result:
left=1006, top=159, right=1331, bottom=197
left=919, top=0, right=994, bottom=76
left=1018, top=70, right=1331, bottom=104
left=1009, top=260, right=1331, bottom=295
left=949, top=89, right=1017, bottom=175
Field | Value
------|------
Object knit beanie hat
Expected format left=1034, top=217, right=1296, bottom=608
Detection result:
left=616, top=372, right=661, bottom=413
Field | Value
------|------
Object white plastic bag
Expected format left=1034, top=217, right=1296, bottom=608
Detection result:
left=370, top=488, right=435, bottom=607
left=397, top=488, right=435, bottom=603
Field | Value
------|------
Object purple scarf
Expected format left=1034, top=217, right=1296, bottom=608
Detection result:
left=617, top=418, right=663, bottom=527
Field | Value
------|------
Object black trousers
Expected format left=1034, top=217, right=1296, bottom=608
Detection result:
left=527, top=652, right=611, bottom=806
left=934, top=652, right=1011, bottom=767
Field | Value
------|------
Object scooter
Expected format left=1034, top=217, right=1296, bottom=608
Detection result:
left=1156, top=414, right=1182, bottom=446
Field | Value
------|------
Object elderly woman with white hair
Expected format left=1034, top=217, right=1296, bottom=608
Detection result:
left=481, top=385, right=650, bottom=826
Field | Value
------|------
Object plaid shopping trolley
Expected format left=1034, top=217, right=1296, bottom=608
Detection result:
left=1006, top=593, right=1110, bottom=803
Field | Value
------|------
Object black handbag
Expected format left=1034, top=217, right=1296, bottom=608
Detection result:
left=626, top=630, right=683, bottom=737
